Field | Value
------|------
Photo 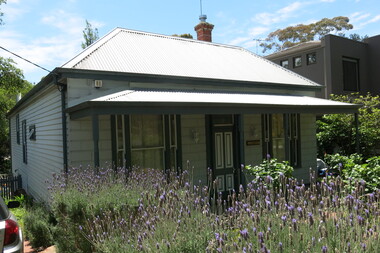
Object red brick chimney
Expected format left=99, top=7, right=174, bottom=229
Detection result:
left=194, top=15, right=214, bottom=42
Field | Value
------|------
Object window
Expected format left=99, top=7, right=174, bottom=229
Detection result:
left=131, top=115, right=165, bottom=170
left=342, top=57, right=359, bottom=91
left=22, top=120, right=27, bottom=164
left=307, top=52, right=316, bottom=65
left=16, top=115, right=20, bottom=144
left=115, top=115, right=125, bottom=167
left=262, top=114, right=300, bottom=167
left=113, top=114, right=178, bottom=170
left=293, top=56, right=302, bottom=68
left=280, top=60, right=289, bottom=69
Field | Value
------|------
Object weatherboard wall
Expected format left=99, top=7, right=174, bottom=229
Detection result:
left=67, top=115, right=112, bottom=168
left=10, top=85, right=63, bottom=201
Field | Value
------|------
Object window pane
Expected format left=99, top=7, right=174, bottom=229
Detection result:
left=170, top=115, right=176, bottom=146
left=212, top=115, right=233, bottom=126
left=293, top=56, right=302, bottom=68
left=116, top=115, right=124, bottom=150
left=343, top=58, right=359, bottom=91
left=307, top=53, right=316, bottom=65
left=131, top=115, right=163, bottom=148
left=132, top=149, right=164, bottom=170
left=280, top=60, right=289, bottom=68
left=272, top=114, right=285, bottom=161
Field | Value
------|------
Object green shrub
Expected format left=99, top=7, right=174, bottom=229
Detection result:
left=23, top=204, right=54, bottom=249
left=245, top=158, right=293, bottom=188
left=324, top=153, right=363, bottom=172
left=344, top=156, right=380, bottom=192
left=324, top=154, right=380, bottom=192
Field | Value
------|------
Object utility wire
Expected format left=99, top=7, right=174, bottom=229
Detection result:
left=0, top=45, right=51, bottom=73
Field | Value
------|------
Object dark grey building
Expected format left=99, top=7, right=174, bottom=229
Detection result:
left=266, top=34, right=380, bottom=98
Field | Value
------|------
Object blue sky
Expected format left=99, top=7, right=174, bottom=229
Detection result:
left=0, top=0, right=379, bottom=84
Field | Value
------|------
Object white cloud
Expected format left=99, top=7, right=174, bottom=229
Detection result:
left=1, top=0, right=29, bottom=22
left=350, top=12, right=371, bottom=23
left=41, top=10, right=84, bottom=35
left=320, top=0, right=335, bottom=2
left=228, top=37, right=251, bottom=45
left=0, top=7, right=103, bottom=82
left=248, top=27, right=270, bottom=37
left=351, top=14, right=380, bottom=31
left=253, top=1, right=309, bottom=26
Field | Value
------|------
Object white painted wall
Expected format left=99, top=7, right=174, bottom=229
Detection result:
left=67, top=78, right=131, bottom=108
left=10, top=85, right=63, bottom=201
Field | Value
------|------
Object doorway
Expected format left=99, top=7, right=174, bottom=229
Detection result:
left=209, top=115, right=240, bottom=194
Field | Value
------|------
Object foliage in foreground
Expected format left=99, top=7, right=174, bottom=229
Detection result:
left=324, top=153, right=380, bottom=193
left=317, top=93, right=380, bottom=159
left=245, top=157, right=294, bottom=188
left=37, top=166, right=380, bottom=252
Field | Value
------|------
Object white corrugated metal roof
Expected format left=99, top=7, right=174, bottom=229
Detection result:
left=62, top=28, right=320, bottom=87
left=90, top=89, right=354, bottom=108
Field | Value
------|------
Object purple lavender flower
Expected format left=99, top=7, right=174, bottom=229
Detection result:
left=240, top=228, right=249, bottom=240
left=281, top=215, right=287, bottom=225
left=322, top=245, right=328, bottom=253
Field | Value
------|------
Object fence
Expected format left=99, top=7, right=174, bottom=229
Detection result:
left=0, top=175, right=22, bottom=200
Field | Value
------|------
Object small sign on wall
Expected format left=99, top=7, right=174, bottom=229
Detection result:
left=246, top=140, right=260, bottom=146
left=28, top=125, right=36, bottom=140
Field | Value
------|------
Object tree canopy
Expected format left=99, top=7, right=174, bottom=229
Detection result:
left=260, top=16, right=354, bottom=53
left=172, top=33, right=193, bottom=39
left=81, top=20, right=99, bottom=49
left=0, top=57, right=32, bottom=173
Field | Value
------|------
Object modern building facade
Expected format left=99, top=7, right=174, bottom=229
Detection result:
left=266, top=34, right=380, bottom=98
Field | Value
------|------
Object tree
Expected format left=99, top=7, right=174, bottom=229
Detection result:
left=0, top=57, right=32, bottom=173
left=172, top=33, right=193, bottom=39
left=317, top=93, right=380, bottom=159
left=81, top=20, right=99, bottom=49
left=260, top=16, right=354, bottom=53
left=346, top=33, right=369, bottom=42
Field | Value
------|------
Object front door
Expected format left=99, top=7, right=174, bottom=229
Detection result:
left=213, top=127, right=236, bottom=193
left=209, top=114, right=239, bottom=194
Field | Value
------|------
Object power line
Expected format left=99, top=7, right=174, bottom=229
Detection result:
left=0, top=45, right=51, bottom=73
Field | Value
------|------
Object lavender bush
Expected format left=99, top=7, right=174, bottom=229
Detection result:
left=48, top=166, right=380, bottom=252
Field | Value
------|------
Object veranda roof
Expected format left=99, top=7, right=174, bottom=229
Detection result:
left=67, top=89, right=359, bottom=119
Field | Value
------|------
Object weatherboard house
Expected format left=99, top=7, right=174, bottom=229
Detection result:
left=8, top=19, right=358, bottom=200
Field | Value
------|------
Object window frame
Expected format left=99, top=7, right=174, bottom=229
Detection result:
left=22, top=120, right=27, bottom=164
left=342, top=57, right=360, bottom=92
left=280, top=59, right=289, bottom=69
left=293, top=56, right=302, bottom=68
left=262, top=113, right=301, bottom=167
left=16, top=115, right=20, bottom=145
left=112, top=114, right=179, bottom=171
left=306, top=52, right=317, bottom=65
